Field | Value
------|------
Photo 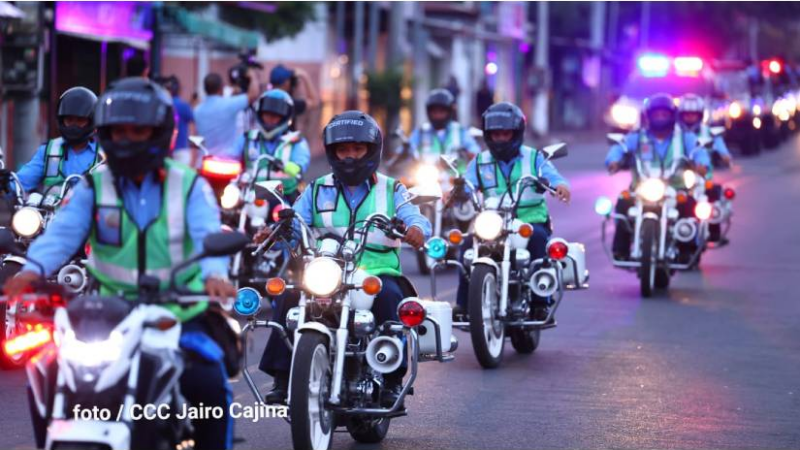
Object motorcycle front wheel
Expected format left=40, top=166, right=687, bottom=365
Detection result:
left=468, top=265, right=505, bottom=368
left=639, top=220, right=657, bottom=298
left=290, top=332, right=334, bottom=450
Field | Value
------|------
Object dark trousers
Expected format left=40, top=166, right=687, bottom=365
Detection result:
left=260, top=275, right=409, bottom=381
left=455, top=223, right=552, bottom=309
left=612, top=195, right=698, bottom=259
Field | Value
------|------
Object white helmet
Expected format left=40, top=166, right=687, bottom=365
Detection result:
left=678, top=94, right=705, bottom=114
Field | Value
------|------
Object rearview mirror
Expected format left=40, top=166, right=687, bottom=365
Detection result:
left=202, top=232, right=250, bottom=257
left=709, top=126, right=725, bottom=137
left=542, top=143, right=568, bottom=160
left=189, top=136, right=205, bottom=148
left=253, top=181, right=285, bottom=203
left=468, top=126, right=484, bottom=138
left=607, top=133, right=626, bottom=146
left=405, top=184, right=442, bottom=206
left=696, top=136, right=713, bottom=148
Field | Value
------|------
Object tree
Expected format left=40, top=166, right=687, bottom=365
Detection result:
left=179, top=2, right=316, bottom=43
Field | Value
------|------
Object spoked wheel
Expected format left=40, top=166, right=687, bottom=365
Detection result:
left=639, top=220, right=657, bottom=298
left=1, top=262, right=25, bottom=370
left=509, top=328, right=540, bottom=354
left=468, top=265, right=505, bottom=368
left=290, top=332, right=334, bottom=450
left=346, top=416, right=391, bottom=443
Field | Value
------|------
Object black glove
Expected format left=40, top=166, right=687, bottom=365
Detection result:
left=0, top=169, right=12, bottom=192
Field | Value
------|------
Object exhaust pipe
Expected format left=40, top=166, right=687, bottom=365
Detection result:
left=530, top=267, right=558, bottom=298
left=365, top=335, right=404, bottom=374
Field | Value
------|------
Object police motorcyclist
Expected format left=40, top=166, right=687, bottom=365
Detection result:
left=1, top=87, right=103, bottom=194
left=454, top=102, right=571, bottom=320
left=408, top=88, right=481, bottom=172
left=4, top=78, right=237, bottom=450
left=605, top=93, right=711, bottom=262
left=228, top=89, right=311, bottom=202
left=253, top=110, right=432, bottom=406
left=678, top=93, right=732, bottom=168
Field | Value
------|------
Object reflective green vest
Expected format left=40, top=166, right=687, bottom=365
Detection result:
left=476, top=145, right=549, bottom=224
left=635, top=128, right=686, bottom=188
left=311, top=173, right=402, bottom=277
left=243, top=130, right=300, bottom=194
left=42, top=138, right=102, bottom=188
left=86, top=159, right=206, bottom=322
left=420, top=122, right=467, bottom=173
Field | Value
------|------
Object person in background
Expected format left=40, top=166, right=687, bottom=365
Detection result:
left=476, top=78, right=494, bottom=125
left=125, top=54, right=149, bottom=78
left=162, top=75, right=195, bottom=151
left=194, top=71, right=260, bottom=156
left=269, top=64, right=319, bottom=128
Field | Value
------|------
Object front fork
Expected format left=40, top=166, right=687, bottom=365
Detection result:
left=498, top=237, right=512, bottom=319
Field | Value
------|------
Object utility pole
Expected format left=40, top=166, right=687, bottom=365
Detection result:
left=367, top=2, right=379, bottom=71
left=413, top=2, right=429, bottom=125
left=590, top=1, right=606, bottom=129
left=350, top=1, right=365, bottom=109
left=640, top=1, right=651, bottom=49
left=150, top=2, right=163, bottom=78
left=532, top=1, right=549, bottom=137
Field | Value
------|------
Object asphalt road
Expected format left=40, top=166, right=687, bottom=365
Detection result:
left=2, top=134, right=800, bottom=449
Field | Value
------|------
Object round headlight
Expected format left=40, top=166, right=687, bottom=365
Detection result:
left=611, top=104, right=639, bottom=128
left=12, top=207, right=44, bottom=238
left=682, top=170, right=697, bottom=189
left=415, top=164, right=440, bottom=186
left=220, top=184, right=241, bottom=210
left=474, top=211, right=504, bottom=241
left=637, top=178, right=666, bottom=203
left=302, top=257, right=343, bottom=297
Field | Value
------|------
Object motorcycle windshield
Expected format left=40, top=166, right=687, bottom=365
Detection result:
left=67, top=296, right=133, bottom=342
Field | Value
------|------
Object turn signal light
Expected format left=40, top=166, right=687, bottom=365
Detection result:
left=723, top=188, right=736, bottom=200
left=398, top=300, right=426, bottom=327
left=705, top=180, right=714, bottom=191
left=448, top=229, right=464, bottom=245
left=362, top=276, right=382, bottom=296
left=254, top=199, right=266, bottom=207
left=3, top=326, right=51, bottom=357
left=518, top=223, right=533, bottom=238
left=676, top=192, right=688, bottom=204
left=621, top=190, right=631, bottom=201
left=266, top=278, right=286, bottom=296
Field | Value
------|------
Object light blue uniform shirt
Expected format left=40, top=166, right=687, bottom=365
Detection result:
left=23, top=171, right=229, bottom=281
left=292, top=174, right=432, bottom=240
left=605, top=129, right=711, bottom=169
left=194, top=94, right=250, bottom=156
left=14, top=140, right=100, bottom=192
left=464, top=149, right=570, bottom=192
left=228, top=132, right=311, bottom=173
left=408, top=121, right=481, bottom=159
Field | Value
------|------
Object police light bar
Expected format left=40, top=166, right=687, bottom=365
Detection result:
left=638, top=54, right=670, bottom=77
left=674, top=56, right=704, bottom=74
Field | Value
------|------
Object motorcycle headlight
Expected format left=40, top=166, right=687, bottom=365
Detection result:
left=682, top=170, right=697, bottom=189
left=474, top=211, right=504, bottom=241
left=610, top=103, right=639, bottom=128
left=414, top=164, right=440, bottom=186
left=60, top=329, right=123, bottom=367
left=302, top=257, right=342, bottom=297
left=12, top=207, right=44, bottom=238
left=637, top=178, right=666, bottom=203
left=220, top=184, right=241, bottom=210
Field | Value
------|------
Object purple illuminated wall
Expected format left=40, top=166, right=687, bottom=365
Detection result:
left=55, top=2, right=152, bottom=41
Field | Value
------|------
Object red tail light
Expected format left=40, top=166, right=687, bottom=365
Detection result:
left=397, top=300, right=426, bottom=327
left=84, top=243, right=92, bottom=257
left=201, top=157, right=242, bottom=180
left=271, top=204, right=285, bottom=223
left=3, top=325, right=51, bottom=357
left=723, top=188, right=736, bottom=200
left=547, top=240, right=569, bottom=260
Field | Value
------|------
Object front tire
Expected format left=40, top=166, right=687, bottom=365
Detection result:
left=468, top=265, right=505, bottom=368
left=1, top=262, right=25, bottom=370
left=509, top=328, right=540, bottom=354
left=346, top=416, right=390, bottom=443
left=290, top=332, right=334, bottom=450
left=639, top=220, right=657, bottom=298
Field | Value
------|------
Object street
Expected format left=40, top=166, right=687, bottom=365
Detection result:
left=3, top=134, right=799, bottom=450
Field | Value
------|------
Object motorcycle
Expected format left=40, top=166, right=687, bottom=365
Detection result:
left=1, top=160, right=102, bottom=369
left=235, top=182, right=457, bottom=449
left=595, top=133, right=715, bottom=296
left=385, top=128, right=479, bottom=274
left=445, top=143, right=589, bottom=369
left=0, top=229, right=249, bottom=450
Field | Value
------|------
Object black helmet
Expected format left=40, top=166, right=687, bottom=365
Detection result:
left=482, top=102, right=526, bottom=162
left=643, top=93, right=677, bottom=133
left=256, top=89, right=294, bottom=139
left=95, top=77, right=175, bottom=179
left=323, top=110, right=382, bottom=186
left=426, top=88, right=456, bottom=130
left=57, top=87, right=98, bottom=145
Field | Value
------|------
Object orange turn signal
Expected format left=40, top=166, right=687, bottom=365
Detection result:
left=518, top=223, right=533, bottom=238
left=254, top=198, right=266, bottom=207
left=676, top=192, right=688, bottom=204
left=362, top=276, right=383, bottom=296
left=705, top=180, right=714, bottom=191
left=621, top=190, right=631, bottom=201
left=448, top=229, right=463, bottom=245
left=266, top=278, right=286, bottom=296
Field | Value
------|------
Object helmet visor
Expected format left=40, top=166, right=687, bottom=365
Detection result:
left=95, top=92, right=170, bottom=127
